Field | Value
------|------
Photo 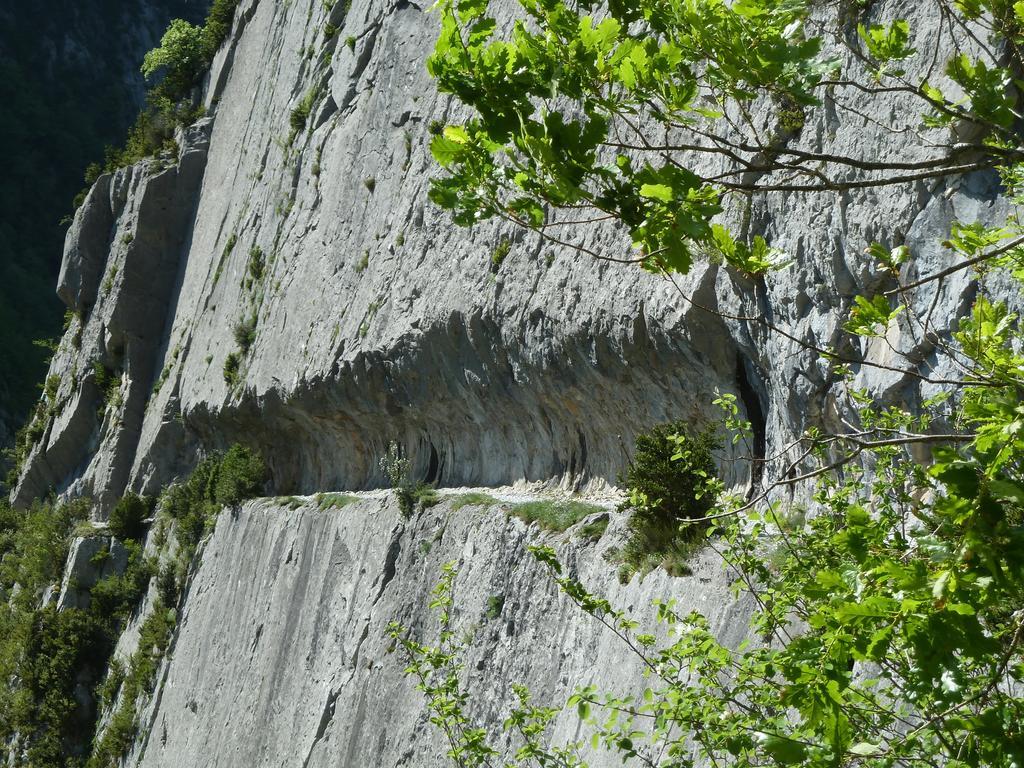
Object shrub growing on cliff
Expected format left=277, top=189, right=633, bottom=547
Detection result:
left=102, top=108, right=185, bottom=172
left=232, top=314, right=258, bottom=354
left=214, top=444, right=268, bottom=506
left=380, top=441, right=417, bottom=517
left=96, top=658, right=125, bottom=710
left=88, top=540, right=155, bottom=623
left=107, top=493, right=152, bottom=541
left=393, top=0, right=1024, bottom=762
left=162, top=444, right=267, bottom=565
left=619, top=422, right=720, bottom=577
left=142, top=19, right=206, bottom=92
left=92, top=361, right=121, bottom=413
left=245, top=245, right=265, bottom=288
left=289, top=89, right=316, bottom=135
left=379, top=442, right=437, bottom=518
left=222, top=351, right=241, bottom=385
left=156, top=561, right=179, bottom=607
left=490, top=237, right=511, bottom=272
left=201, top=0, right=240, bottom=55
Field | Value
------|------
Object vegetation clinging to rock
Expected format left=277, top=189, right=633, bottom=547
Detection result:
left=103, top=0, right=240, bottom=172
left=618, top=422, right=720, bottom=578
left=141, top=19, right=207, bottom=98
left=88, top=444, right=266, bottom=766
left=508, top=499, right=605, bottom=533
left=393, top=0, right=1024, bottom=762
left=379, top=442, right=439, bottom=518
left=0, top=443, right=265, bottom=768
left=222, top=351, right=241, bottom=386
left=106, top=493, right=152, bottom=542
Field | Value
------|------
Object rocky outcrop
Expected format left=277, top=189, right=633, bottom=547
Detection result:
left=13, top=122, right=212, bottom=511
left=14, top=0, right=1009, bottom=511
left=56, top=534, right=131, bottom=612
left=14, top=0, right=750, bottom=505
left=57, top=175, right=116, bottom=313
left=0, top=0, right=211, bottom=444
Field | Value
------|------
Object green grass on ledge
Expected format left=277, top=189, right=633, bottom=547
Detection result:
left=448, top=492, right=501, bottom=511
left=508, top=500, right=605, bottom=533
left=316, top=492, right=359, bottom=511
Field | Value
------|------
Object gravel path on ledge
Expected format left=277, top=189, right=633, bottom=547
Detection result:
left=289, top=483, right=625, bottom=510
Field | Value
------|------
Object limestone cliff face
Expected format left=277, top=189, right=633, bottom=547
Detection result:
left=9, top=0, right=1014, bottom=764
left=13, top=124, right=212, bottom=511
left=129, top=496, right=752, bottom=768
left=16, top=0, right=746, bottom=508
left=17, top=0, right=1006, bottom=510
left=0, top=0, right=209, bottom=441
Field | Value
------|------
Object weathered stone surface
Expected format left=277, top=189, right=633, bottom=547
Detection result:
left=57, top=174, right=115, bottom=313
left=0, top=0, right=214, bottom=446
left=13, top=122, right=212, bottom=512
left=123, top=0, right=746, bottom=499
left=9, top=0, right=1024, bottom=764
left=131, top=495, right=753, bottom=768
left=17, top=0, right=1012, bottom=508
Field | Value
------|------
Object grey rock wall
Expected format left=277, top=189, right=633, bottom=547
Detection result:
left=13, top=122, right=212, bottom=510
left=56, top=534, right=131, bottom=612
left=14, top=0, right=1010, bottom=511
left=15, top=0, right=746, bottom=508
left=130, top=496, right=753, bottom=768
left=7, top=0, right=1021, bottom=764
left=0, top=0, right=210, bottom=443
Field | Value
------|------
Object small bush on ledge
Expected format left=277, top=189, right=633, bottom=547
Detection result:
left=379, top=442, right=439, bottom=518
left=618, top=421, right=721, bottom=579
left=232, top=314, right=257, bottom=353
left=222, top=351, right=241, bottom=385
left=161, top=443, right=267, bottom=563
left=107, top=493, right=153, bottom=541
left=214, top=444, right=268, bottom=507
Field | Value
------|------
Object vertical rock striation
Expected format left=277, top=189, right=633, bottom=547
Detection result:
left=0, top=0, right=210, bottom=440
left=131, top=497, right=753, bottom=768
left=13, top=122, right=212, bottom=510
